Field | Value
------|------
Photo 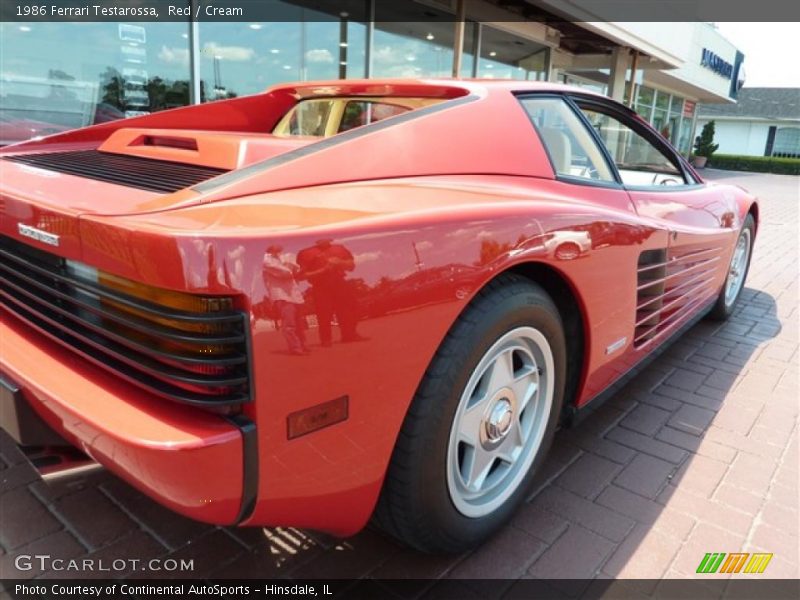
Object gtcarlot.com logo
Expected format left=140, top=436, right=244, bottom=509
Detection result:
left=14, top=554, right=194, bottom=572
left=697, top=552, right=773, bottom=574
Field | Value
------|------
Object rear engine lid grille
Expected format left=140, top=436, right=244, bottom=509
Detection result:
left=2, top=149, right=228, bottom=193
left=0, top=235, right=250, bottom=407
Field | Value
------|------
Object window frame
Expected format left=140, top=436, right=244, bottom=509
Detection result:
left=567, top=94, right=702, bottom=191
left=515, top=93, right=623, bottom=190
left=516, top=91, right=702, bottom=192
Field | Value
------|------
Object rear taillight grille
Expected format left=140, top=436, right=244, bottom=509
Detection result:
left=0, top=236, right=250, bottom=407
left=2, top=150, right=227, bottom=193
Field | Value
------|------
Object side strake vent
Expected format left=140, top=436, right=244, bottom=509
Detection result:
left=635, top=246, right=721, bottom=348
left=2, top=150, right=228, bottom=193
left=636, top=249, right=667, bottom=347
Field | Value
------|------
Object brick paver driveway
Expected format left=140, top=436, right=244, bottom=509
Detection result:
left=2, top=170, right=798, bottom=590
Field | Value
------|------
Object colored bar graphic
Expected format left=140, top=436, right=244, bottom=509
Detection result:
left=709, top=553, right=726, bottom=573
left=697, top=553, right=726, bottom=573
left=697, top=553, right=714, bottom=573
left=720, top=553, right=749, bottom=573
left=697, top=552, right=773, bottom=574
left=744, top=553, right=773, bottom=574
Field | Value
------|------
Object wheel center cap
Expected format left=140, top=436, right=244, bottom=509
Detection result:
left=485, top=398, right=513, bottom=441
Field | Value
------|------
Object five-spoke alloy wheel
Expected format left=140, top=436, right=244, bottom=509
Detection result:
left=710, top=214, right=755, bottom=320
left=375, top=274, right=566, bottom=553
left=446, top=327, right=554, bottom=518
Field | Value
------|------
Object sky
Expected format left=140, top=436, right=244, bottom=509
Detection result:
left=715, top=22, right=800, bottom=88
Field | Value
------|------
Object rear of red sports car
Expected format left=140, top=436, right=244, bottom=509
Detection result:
left=0, top=79, right=533, bottom=531
left=0, top=79, right=757, bottom=552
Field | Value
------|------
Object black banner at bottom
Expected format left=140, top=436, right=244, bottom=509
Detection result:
left=2, top=578, right=800, bottom=599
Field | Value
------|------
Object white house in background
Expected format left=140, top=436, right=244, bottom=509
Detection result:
left=697, top=88, right=800, bottom=158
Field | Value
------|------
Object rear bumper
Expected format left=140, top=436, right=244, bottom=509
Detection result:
left=1, top=310, right=249, bottom=525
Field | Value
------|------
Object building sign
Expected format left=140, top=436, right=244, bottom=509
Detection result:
left=730, top=51, right=746, bottom=99
left=683, top=100, right=696, bottom=117
left=701, top=48, right=733, bottom=79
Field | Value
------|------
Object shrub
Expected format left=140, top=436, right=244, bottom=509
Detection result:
left=708, top=154, right=800, bottom=175
left=694, top=121, right=719, bottom=158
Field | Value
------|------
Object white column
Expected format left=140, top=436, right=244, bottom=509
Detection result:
left=364, top=0, right=375, bottom=78
left=452, top=0, right=466, bottom=78
left=188, top=1, right=201, bottom=104
left=607, top=46, right=630, bottom=101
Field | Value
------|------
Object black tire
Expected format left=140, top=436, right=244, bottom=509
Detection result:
left=373, top=273, right=566, bottom=553
left=708, top=214, right=755, bottom=321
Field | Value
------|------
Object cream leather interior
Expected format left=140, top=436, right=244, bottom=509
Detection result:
left=539, top=126, right=572, bottom=174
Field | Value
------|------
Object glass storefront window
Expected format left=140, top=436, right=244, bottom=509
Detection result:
left=676, top=117, right=693, bottom=156
left=636, top=86, right=655, bottom=108
left=655, top=89, right=670, bottom=111
left=564, top=75, right=607, bottom=95
left=372, top=22, right=455, bottom=78
left=0, top=21, right=189, bottom=145
left=632, top=87, right=694, bottom=156
left=477, top=26, right=547, bottom=80
left=198, top=10, right=366, bottom=101
left=666, top=94, right=684, bottom=148
left=459, top=22, right=479, bottom=78
left=771, top=127, right=800, bottom=158
left=634, top=86, right=654, bottom=123
left=652, top=108, right=668, bottom=136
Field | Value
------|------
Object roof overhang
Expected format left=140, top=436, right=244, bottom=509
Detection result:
left=644, top=69, right=736, bottom=103
left=522, top=2, right=684, bottom=68
left=573, top=22, right=682, bottom=69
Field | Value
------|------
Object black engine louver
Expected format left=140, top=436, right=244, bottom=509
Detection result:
left=3, top=150, right=228, bottom=194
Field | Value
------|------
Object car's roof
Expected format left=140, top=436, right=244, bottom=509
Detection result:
left=264, top=78, right=610, bottom=102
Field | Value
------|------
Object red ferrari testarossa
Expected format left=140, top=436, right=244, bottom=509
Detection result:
left=0, top=79, right=757, bottom=552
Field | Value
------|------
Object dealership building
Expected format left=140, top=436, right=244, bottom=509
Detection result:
left=0, top=1, right=745, bottom=155
left=697, top=88, right=800, bottom=158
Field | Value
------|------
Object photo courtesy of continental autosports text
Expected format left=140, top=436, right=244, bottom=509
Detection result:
left=0, top=1, right=798, bottom=599
left=12, top=583, right=333, bottom=597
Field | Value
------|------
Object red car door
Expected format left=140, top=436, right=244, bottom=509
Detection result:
left=573, top=97, right=738, bottom=347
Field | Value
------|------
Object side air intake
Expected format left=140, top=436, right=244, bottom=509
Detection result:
left=635, top=246, right=722, bottom=348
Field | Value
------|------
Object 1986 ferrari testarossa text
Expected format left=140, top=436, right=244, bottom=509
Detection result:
left=0, top=79, right=757, bottom=552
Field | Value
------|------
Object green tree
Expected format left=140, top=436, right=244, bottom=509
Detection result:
left=694, top=120, right=720, bottom=158
left=99, top=67, right=125, bottom=110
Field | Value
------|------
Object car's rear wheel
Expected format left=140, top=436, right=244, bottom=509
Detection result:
left=374, top=274, right=566, bottom=553
left=709, top=214, right=755, bottom=320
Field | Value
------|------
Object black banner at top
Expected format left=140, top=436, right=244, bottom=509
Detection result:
left=1, top=0, right=799, bottom=22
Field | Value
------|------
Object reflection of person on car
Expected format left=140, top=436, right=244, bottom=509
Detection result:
left=296, top=239, right=363, bottom=346
left=263, top=245, right=308, bottom=355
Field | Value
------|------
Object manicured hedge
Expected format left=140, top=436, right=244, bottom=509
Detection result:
left=707, top=154, right=800, bottom=175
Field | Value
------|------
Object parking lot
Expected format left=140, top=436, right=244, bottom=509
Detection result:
left=1, top=170, right=798, bottom=592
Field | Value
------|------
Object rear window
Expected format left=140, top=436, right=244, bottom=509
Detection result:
left=339, top=101, right=409, bottom=132
left=280, top=99, right=335, bottom=137
left=273, top=96, right=442, bottom=138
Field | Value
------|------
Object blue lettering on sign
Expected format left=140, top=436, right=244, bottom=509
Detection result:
left=701, top=48, right=733, bottom=79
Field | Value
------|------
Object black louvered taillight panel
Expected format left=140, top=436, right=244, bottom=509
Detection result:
left=2, top=150, right=228, bottom=193
left=0, top=236, right=250, bottom=407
